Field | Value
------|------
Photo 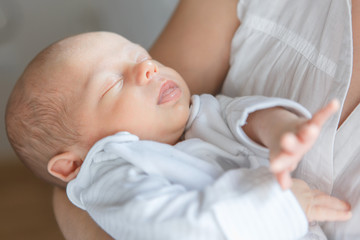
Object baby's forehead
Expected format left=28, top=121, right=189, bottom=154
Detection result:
left=65, top=32, right=132, bottom=51
left=52, top=32, right=148, bottom=83
left=60, top=35, right=126, bottom=63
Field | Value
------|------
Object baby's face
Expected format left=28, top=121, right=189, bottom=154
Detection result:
left=63, top=32, right=191, bottom=146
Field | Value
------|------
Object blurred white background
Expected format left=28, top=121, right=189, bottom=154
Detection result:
left=0, top=0, right=178, bottom=162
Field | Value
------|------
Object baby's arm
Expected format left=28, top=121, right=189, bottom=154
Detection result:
left=242, top=100, right=339, bottom=189
left=291, top=178, right=352, bottom=222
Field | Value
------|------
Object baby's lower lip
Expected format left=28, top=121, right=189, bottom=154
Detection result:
left=157, top=80, right=182, bottom=105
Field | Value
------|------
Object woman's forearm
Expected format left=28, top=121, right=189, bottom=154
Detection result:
left=53, top=187, right=113, bottom=240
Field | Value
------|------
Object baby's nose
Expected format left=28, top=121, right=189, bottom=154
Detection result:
left=134, top=60, right=158, bottom=85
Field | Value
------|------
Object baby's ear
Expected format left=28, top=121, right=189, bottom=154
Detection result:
left=47, top=152, right=83, bottom=182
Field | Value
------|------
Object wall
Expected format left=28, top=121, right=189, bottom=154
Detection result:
left=0, top=0, right=177, bottom=162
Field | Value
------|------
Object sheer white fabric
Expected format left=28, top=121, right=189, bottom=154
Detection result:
left=222, top=0, right=358, bottom=238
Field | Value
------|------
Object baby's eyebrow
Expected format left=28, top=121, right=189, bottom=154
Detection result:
left=123, top=44, right=137, bottom=53
left=125, top=44, right=148, bottom=56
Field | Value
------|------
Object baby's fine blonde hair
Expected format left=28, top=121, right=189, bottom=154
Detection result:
left=5, top=41, right=81, bottom=188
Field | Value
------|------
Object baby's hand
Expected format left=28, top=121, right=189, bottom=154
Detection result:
left=270, top=99, right=340, bottom=189
left=291, top=178, right=352, bottom=222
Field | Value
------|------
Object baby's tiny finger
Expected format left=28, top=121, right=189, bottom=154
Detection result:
left=270, top=154, right=288, bottom=172
left=277, top=172, right=292, bottom=190
left=297, top=123, right=319, bottom=143
left=280, top=133, right=298, bottom=152
left=309, top=99, right=340, bottom=127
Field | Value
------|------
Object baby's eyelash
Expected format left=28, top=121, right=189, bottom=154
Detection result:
left=112, top=76, right=124, bottom=92
left=116, top=79, right=124, bottom=90
left=101, top=76, right=123, bottom=98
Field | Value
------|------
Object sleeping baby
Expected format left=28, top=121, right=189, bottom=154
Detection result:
left=5, top=31, right=351, bottom=240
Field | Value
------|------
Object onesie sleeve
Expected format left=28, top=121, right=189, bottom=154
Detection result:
left=67, top=132, right=308, bottom=240
left=212, top=167, right=308, bottom=240
left=217, top=95, right=312, bottom=159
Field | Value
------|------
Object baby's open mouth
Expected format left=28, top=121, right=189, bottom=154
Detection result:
left=157, top=80, right=182, bottom=104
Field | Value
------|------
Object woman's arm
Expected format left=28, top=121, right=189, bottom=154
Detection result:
left=53, top=187, right=113, bottom=240
left=150, top=0, right=239, bottom=95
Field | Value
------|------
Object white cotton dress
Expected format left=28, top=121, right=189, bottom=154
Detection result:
left=222, top=0, right=359, bottom=239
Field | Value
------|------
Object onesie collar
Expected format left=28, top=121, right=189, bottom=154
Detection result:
left=185, top=95, right=200, bottom=132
